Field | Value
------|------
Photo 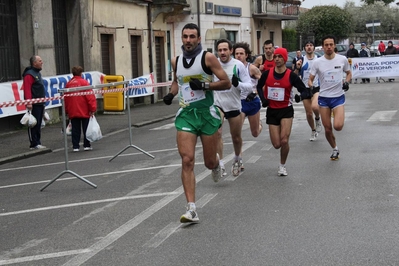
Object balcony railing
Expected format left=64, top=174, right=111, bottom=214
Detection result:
left=253, top=0, right=300, bottom=17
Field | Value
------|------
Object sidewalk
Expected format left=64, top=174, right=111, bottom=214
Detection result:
left=0, top=100, right=179, bottom=165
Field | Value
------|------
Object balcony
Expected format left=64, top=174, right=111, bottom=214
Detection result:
left=253, top=0, right=301, bottom=21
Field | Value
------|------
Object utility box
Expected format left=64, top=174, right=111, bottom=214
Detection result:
left=103, top=75, right=125, bottom=111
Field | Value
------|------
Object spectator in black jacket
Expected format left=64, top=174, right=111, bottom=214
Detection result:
left=385, top=41, right=397, bottom=82
left=346, top=43, right=359, bottom=83
left=359, top=43, right=370, bottom=84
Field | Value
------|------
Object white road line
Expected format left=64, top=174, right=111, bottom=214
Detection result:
left=142, top=222, right=181, bottom=248
left=61, top=141, right=256, bottom=266
left=246, top=155, right=262, bottom=164
left=367, top=110, right=397, bottom=121
left=0, top=164, right=182, bottom=189
left=0, top=192, right=179, bottom=217
left=0, top=249, right=91, bottom=266
left=0, top=148, right=180, bottom=173
left=142, top=193, right=217, bottom=248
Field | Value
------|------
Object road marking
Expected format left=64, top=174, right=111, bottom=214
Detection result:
left=150, top=123, right=175, bottom=130
left=142, top=193, right=217, bottom=248
left=142, top=222, right=181, bottom=248
left=0, top=192, right=179, bottom=217
left=246, top=155, right=261, bottom=164
left=61, top=141, right=256, bottom=266
left=367, top=110, right=397, bottom=121
left=0, top=249, right=91, bottom=266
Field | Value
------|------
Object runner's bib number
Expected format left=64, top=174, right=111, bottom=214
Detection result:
left=181, top=83, right=206, bottom=104
left=267, top=87, right=285, bottom=101
left=324, top=69, right=342, bottom=84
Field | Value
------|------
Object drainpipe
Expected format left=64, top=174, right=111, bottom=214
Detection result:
left=197, top=0, right=201, bottom=30
left=147, top=3, right=153, bottom=74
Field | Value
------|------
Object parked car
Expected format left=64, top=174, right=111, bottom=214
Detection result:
left=354, top=43, right=362, bottom=52
left=369, top=40, right=388, bottom=56
left=335, top=44, right=349, bottom=56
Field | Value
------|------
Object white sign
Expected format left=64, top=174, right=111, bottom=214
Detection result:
left=351, top=56, right=399, bottom=78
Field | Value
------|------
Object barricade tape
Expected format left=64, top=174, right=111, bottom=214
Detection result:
left=0, top=81, right=172, bottom=108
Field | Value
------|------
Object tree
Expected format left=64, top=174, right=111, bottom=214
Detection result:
left=344, top=1, right=399, bottom=34
left=296, top=5, right=353, bottom=46
left=360, top=0, right=394, bottom=5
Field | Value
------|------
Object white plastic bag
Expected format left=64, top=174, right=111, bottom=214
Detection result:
left=86, top=116, right=102, bottom=142
left=41, top=119, right=46, bottom=128
left=65, top=121, right=72, bottom=136
left=43, top=111, right=50, bottom=121
left=20, top=111, right=37, bottom=128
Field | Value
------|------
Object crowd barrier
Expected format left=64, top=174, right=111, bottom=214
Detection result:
left=38, top=79, right=172, bottom=191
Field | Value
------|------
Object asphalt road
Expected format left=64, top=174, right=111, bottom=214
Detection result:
left=1, top=81, right=399, bottom=266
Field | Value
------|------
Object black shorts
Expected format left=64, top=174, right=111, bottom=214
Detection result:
left=216, top=106, right=241, bottom=119
left=266, top=105, right=294, bottom=126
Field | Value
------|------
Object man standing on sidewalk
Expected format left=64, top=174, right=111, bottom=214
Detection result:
left=162, top=23, right=231, bottom=223
left=309, top=35, right=352, bottom=160
left=22, top=55, right=46, bottom=150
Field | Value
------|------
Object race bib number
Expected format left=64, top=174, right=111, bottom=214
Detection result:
left=181, top=84, right=205, bottom=104
left=267, top=87, right=285, bottom=101
left=324, top=69, right=342, bottom=84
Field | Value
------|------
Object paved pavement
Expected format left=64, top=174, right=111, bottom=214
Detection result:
left=0, top=99, right=179, bottom=165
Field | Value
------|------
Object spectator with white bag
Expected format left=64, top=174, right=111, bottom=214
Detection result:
left=22, top=55, right=46, bottom=150
left=64, top=66, right=97, bottom=152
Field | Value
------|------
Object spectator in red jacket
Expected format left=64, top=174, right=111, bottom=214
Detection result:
left=64, top=66, right=97, bottom=152
left=378, top=41, right=386, bottom=56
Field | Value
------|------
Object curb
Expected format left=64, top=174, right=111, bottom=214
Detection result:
left=0, top=148, right=52, bottom=165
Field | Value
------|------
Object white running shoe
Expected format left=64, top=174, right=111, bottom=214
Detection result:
left=278, top=165, right=288, bottom=176
left=180, top=206, right=199, bottom=223
left=309, top=131, right=318, bottom=141
left=315, top=118, right=322, bottom=133
left=231, top=159, right=241, bottom=176
left=330, top=149, right=340, bottom=160
left=211, top=153, right=222, bottom=182
left=221, top=166, right=227, bottom=176
left=239, top=159, right=244, bottom=171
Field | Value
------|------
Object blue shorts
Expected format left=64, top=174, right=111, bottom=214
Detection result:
left=241, top=97, right=261, bottom=116
left=318, top=94, right=345, bottom=109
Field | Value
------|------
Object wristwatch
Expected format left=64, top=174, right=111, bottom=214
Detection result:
left=204, top=82, right=210, bottom=89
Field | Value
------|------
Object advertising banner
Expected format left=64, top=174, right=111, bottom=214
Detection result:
left=351, top=56, right=399, bottom=79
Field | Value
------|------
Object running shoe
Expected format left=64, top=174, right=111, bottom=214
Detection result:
left=310, top=131, right=318, bottom=141
left=278, top=165, right=288, bottom=176
left=211, top=153, right=222, bottom=182
left=221, top=166, right=227, bottom=176
left=231, top=159, right=242, bottom=176
left=239, top=159, right=244, bottom=171
left=73, top=148, right=79, bottom=152
left=180, top=206, right=199, bottom=223
left=330, top=149, right=339, bottom=160
left=315, top=118, right=322, bottom=133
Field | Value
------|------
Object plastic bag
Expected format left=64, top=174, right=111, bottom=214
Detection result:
left=43, top=111, right=50, bottom=121
left=20, top=111, right=37, bottom=128
left=86, top=116, right=102, bottom=142
left=41, top=119, right=46, bottom=129
left=65, top=121, right=72, bottom=136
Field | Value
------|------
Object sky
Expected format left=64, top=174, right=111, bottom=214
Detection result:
left=301, top=0, right=362, bottom=9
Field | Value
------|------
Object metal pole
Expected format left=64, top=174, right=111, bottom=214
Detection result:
left=40, top=91, right=97, bottom=191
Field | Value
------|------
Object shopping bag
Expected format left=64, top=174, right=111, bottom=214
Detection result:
left=43, top=111, right=50, bottom=121
left=41, top=119, right=46, bottom=128
left=65, top=121, right=72, bottom=136
left=86, top=116, right=102, bottom=142
left=20, top=111, right=37, bottom=128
